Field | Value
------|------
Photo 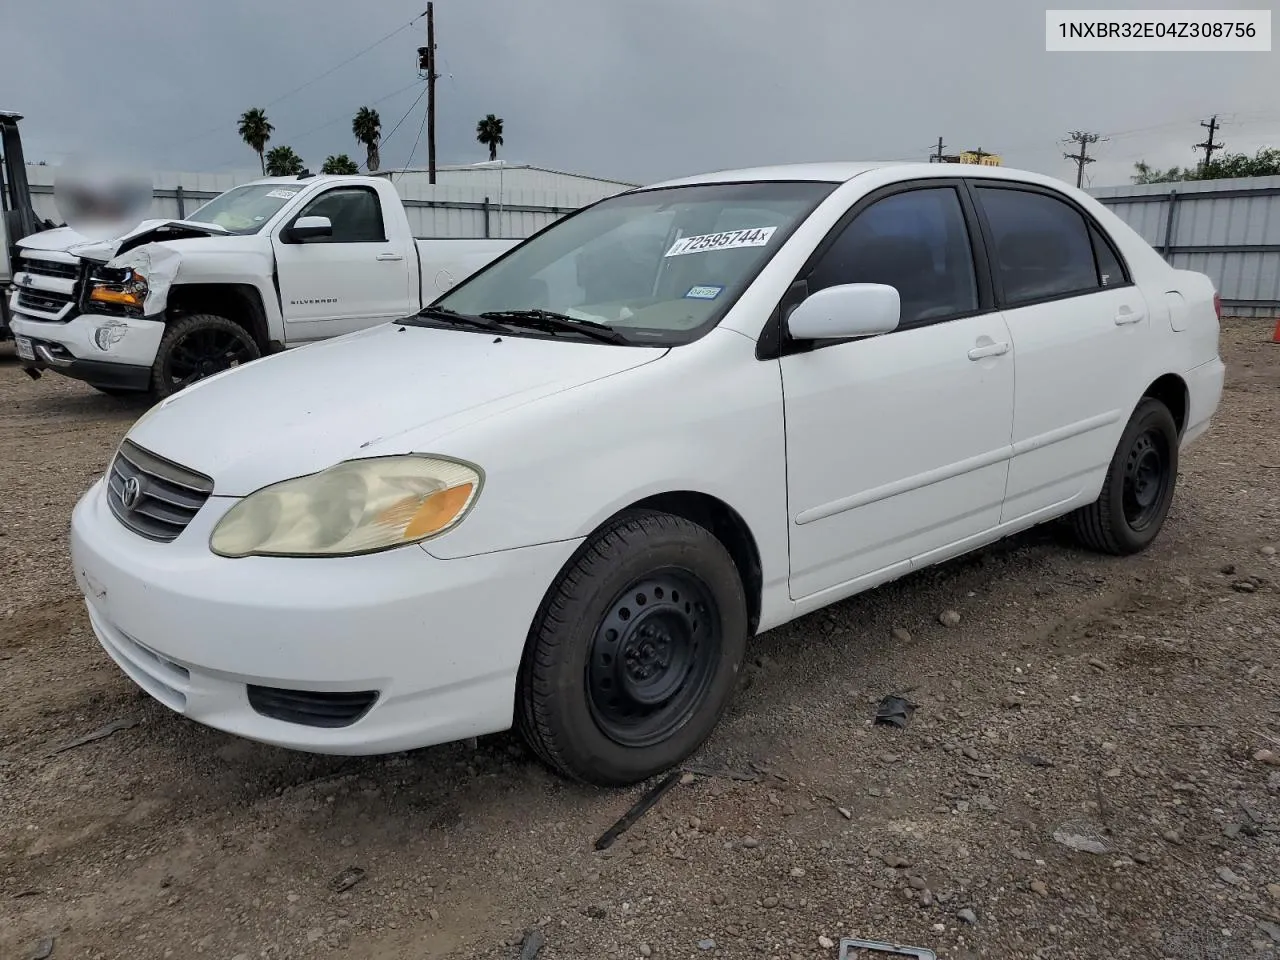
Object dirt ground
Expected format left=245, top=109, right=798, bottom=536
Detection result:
left=1, top=319, right=1278, bottom=960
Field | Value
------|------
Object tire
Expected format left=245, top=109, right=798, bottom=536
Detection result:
left=151, top=313, right=261, bottom=399
left=1070, top=397, right=1179, bottom=556
left=517, top=509, right=749, bottom=787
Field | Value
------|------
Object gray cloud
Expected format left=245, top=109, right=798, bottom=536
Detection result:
left=2, top=0, right=1277, bottom=187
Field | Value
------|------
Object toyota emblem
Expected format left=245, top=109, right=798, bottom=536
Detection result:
left=120, top=476, right=141, bottom=510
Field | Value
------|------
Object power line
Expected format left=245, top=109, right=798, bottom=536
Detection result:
left=165, top=10, right=427, bottom=156
left=360, top=84, right=428, bottom=171
left=399, top=88, right=431, bottom=177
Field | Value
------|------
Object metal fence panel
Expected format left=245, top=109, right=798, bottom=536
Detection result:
left=1089, top=176, right=1280, bottom=317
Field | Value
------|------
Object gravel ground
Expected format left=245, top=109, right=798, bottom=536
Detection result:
left=1, top=319, right=1278, bottom=960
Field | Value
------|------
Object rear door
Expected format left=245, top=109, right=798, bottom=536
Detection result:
left=967, top=181, right=1149, bottom=522
left=272, top=185, right=415, bottom=342
left=779, top=181, right=1016, bottom=600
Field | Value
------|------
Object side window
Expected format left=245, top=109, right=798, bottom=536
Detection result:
left=806, top=188, right=979, bottom=328
left=296, top=187, right=386, bottom=243
left=1089, top=222, right=1126, bottom=289
left=975, top=187, right=1099, bottom=305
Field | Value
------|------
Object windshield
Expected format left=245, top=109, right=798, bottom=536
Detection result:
left=429, top=180, right=837, bottom=345
left=186, top=183, right=305, bottom=235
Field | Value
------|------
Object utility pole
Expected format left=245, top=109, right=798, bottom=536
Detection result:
left=426, top=2, right=437, bottom=183
left=1194, top=114, right=1224, bottom=172
left=1063, top=130, right=1104, bottom=188
left=930, top=136, right=946, bottom=163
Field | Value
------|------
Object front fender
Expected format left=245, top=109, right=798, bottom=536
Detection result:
left=418, top=329, right=790, bottom=603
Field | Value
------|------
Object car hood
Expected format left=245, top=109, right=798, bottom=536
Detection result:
left=17, top=218, right=229, bottom=261
left=125, top=323, right=668, bottom=496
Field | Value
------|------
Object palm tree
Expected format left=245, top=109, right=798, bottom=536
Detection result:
left=238, top=107, right=274, bottom=175
left=352, top=107, right=381, bottom=173
left=265, top=145, right=305, bottom=177
left=476, top=114, right=504, bottom=162
left=321, top=153, right=360, bottom=175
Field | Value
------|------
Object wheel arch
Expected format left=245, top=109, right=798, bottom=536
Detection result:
left=166, top=284, right=271, bottom=352
left=1141, top=372, right=1189, bottom=437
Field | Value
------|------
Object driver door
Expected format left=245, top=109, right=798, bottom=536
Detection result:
left=780, top=183, right=1016, bottom=600
left=272, top=186, right=415, bottom=343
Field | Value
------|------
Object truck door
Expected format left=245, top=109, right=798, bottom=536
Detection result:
left=271, top=185, right=415, bottom=343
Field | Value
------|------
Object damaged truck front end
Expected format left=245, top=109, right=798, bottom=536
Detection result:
left=9, top=221, right=209, bottom=394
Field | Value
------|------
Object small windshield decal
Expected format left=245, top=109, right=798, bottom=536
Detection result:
left=664, top=226, right=777, bottom=258
left=264, top=189, right=300, bottom=200
left=685, top=285, right=724, bottom=300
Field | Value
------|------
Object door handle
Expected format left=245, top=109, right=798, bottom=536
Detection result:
left=375, top=253, right=405, bottom=261
left=1114, top=306, right=1144, bottom=325
left=967, top=341, right=1010, bottom=361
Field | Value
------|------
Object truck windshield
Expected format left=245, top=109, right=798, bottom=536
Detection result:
left=429, top=180, right=838, bottom=346
left=186, top=183, right=305, bottom=235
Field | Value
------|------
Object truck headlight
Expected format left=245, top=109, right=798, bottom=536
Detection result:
left=88, top=266, right=149, bottom=311
left=209, top=455, right=482, bottom=558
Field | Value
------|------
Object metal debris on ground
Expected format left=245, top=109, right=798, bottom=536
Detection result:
left=593, top=770, right=683, bottom=851
left=874, top=695, right=918, bottom=729
left=838, top=937, right=937, bottom=959
left=518, top=929, right=545, bottom=959
left=47, top=718, right=138, bottom=756
left=328, top=866, right=366, bottom=893
left=1052, top=820, right=1111, bottom=855
left=27, top=937, right=55, bottom=960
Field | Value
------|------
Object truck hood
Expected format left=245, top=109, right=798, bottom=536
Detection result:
left=16, top=218, right=229, bottom=262
left=126, top=323, right=668, bottom=497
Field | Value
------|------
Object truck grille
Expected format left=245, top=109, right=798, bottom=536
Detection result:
left=16, top=288, right=75, bottom=315
left=106, top=440, right=215, bottom=543
left=22, top=257, right=79, bottom=280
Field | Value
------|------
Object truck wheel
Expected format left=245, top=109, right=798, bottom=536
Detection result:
left=151, top=314, right=261, bottom=399
left=1070, top=397, right=1179, bottom=555
left=517, top=510, right=748, bottom=787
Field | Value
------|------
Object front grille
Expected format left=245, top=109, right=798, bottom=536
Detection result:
left=16, top=288, right=74, bottom=315
left=106, top=439, right=214, bottom=543
left=22, top=258, right=79, bottom=280
left=246, top=686, right=379, bottom=728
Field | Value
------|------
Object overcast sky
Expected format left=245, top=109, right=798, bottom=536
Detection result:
left=2, top=0, right=1277, bottom=188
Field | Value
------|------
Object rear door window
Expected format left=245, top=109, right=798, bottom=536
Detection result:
left=974, top=186, right=1101, bottom=305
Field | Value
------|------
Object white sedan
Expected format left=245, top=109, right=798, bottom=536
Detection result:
left=69, top=161, right=1225, bottom=786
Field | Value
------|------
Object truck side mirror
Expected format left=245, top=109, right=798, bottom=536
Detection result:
left=289, top=215, right=333, bottom=242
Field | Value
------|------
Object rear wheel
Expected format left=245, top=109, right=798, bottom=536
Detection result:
left=151, top=314, right=260, bottom=399
left=517, top=510, right=748, bottom=786
left=1070, top=397, right=1179, bottom=555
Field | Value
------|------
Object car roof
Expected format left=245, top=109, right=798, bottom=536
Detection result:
left=646, top=162, right=1078, bottom=193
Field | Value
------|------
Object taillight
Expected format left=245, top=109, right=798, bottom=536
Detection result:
left=1213, top=292, right=1222, bottom=321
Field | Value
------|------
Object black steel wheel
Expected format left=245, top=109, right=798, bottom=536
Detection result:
left=586, top=569, right=722, bottom=749
left=518, top=510, right=748, bottom=787
left=1071, top=396, right=1180, bottom=555
left=151, top=313, right=260, bottom=399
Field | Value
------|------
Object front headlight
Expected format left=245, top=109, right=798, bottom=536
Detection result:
left=88, top=266, right=149, bottom=311
left=210, top=455, right=482, bottom=558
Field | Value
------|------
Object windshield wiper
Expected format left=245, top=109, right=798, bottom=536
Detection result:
left=479, top=309, right=629, bottom=345
left=415, top=305, right=508, bottom=333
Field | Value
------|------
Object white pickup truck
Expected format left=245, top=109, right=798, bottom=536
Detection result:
left=8, top=174, right=518, bottom=397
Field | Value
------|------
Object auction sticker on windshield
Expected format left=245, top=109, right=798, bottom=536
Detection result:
left=264, top=189, right=300, bottom=200
left=665, top=226, right=777, bottom=257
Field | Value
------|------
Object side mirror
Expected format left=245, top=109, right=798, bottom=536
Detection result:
left=289, top=215, right=333, bottom=242
left=786, top=283, right=901, bottom=340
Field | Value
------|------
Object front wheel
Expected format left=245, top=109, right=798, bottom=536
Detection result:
left=151, top=314, right=261, bottom=399
left=1070, top=397, right=1180, bottom=555
left=517, top=510, right=748, bottom=787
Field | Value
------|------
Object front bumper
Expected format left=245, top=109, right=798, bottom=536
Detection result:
left=11, top=312, right=164, bottom=391
left=70, top=478, right=581, bottom=755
